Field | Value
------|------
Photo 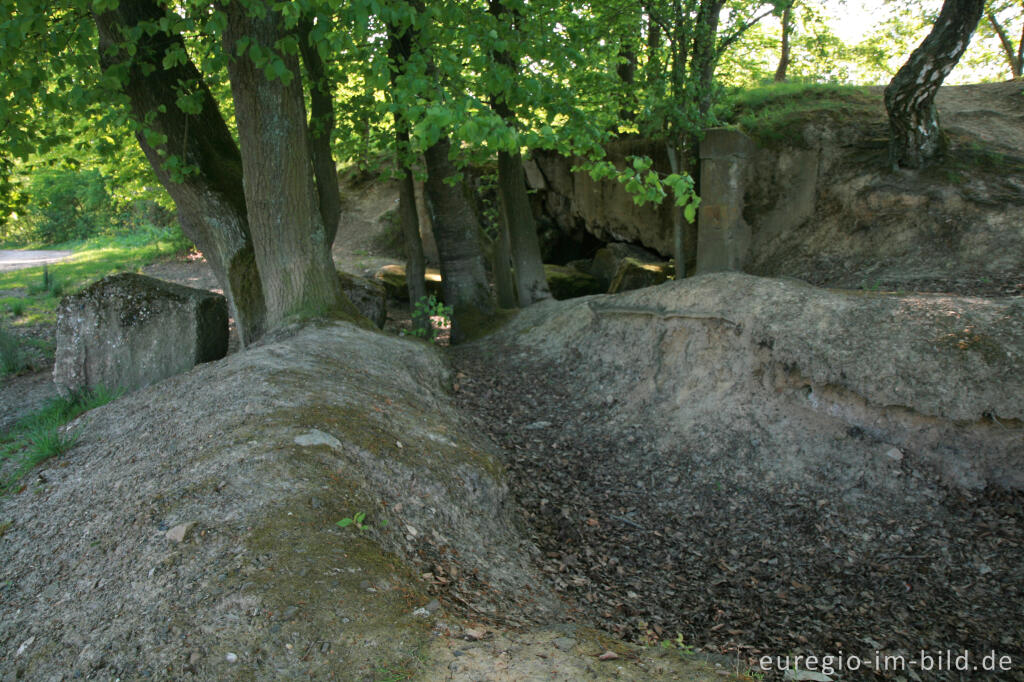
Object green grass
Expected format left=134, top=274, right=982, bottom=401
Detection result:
left=0, top=386, right=122, bottom=494
left=0, top=227, right=192, bottom=329
left=713, top=82, right=881, bottom=148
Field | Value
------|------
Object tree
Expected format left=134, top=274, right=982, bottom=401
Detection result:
left=884, top=0, right=986, bottom=169
left=982, top=0, right=1023, bottom=78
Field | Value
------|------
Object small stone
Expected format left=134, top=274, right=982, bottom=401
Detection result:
left=225, top=652, right=238, bottom=663
left=424, top=599, right=441, bottom=613
left=281, top=606, right=299, bottom=620
left=310, top=496, right=323, bottom=510
left=189, top=652, right=201, bottom=665
left=412, top=607, right=430, bottom=618
left=15, top=636, right=34, bottom=657
left=552, top=636, right=576, bottom=651
left=166, top=522, right=196, bottom=544
left=524, top=421, right=552, bottom=431
left=884, top=447, right=903, bottom=462
left=320, top=642, right=330, bottom=654
left=598, top=650, right=619, bottom=661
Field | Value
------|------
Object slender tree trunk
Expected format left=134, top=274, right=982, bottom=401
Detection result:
left=884, top=0, right=986, bottom=169
left=486, top=0, right=552, bottom=306
left=423, top=139, right=494, bottom=343
left=224, top=1, right=351, bottom=328
left=774, top=4, right=793, bottom=82
left=397, top=143, right=428, bottom=330
left=666, top=144, right=686, bottom=279
left=298, top=17, right=342, bottom=250
left=644, top=3, right=662, bottom=87
left=94, top=2, right=267, bottom=347
left=385, top=15, right=428, bottom=329
left=986, top=11, right=1023, bottom=78
left=692, top=0, right=725, bottom=117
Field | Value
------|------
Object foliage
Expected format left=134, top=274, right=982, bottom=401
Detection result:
left=0, top=320, right=31, bottom=376
left=0, top=386, right=122, bottom=494
left=408, top=295, right=452, bottom=342
left=336, top=510, right=386, bottom=531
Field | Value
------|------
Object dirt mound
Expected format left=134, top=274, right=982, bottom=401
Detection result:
left=0, top=320, right=727, bottom=681
left=453, top=273, right=1024, bottom=675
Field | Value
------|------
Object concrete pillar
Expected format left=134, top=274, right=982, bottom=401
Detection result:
left=696, top=128, right=753, bottom=274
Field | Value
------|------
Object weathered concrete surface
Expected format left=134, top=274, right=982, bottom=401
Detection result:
left=495, top=273, right=1023, bottom=490
left=696, top=129, right=754, bottom=274
left=53, top=273, right=227, bottom=396
left=2, top=321, right=727, bottom=681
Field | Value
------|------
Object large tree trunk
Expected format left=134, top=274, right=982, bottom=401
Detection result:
left=224, top=1, right=352, bottom=329
left=423, top=139, right=495, bottom=343
left=298, top=17, right=342, bottom=250
left=884, top=0, right=986, bottom=169
left=774, top=4, right=793, bottom=82
left=94, top=2, right=267, bottom=346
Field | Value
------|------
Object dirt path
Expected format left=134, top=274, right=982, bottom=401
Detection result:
left=0, top=249, right=74, bottom=273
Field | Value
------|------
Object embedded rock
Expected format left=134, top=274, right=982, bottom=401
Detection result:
left=544, top=264, right=604, bottom=300
left=372, top=263, right=443, bottom=301
left=53, top=273, right=227, bottom=396
left=338, top=271, right=387, bottom=328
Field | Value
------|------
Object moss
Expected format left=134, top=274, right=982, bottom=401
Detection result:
left=714, top=83, right=881, bottom=149
left=237, top=499, right=435, bottom=680
left=545, top=264, right=604, bottom=300
left=454, top=306, right=519, bottom=344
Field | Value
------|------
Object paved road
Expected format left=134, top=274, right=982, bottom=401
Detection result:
left=0, top=249, right=75, bottom=273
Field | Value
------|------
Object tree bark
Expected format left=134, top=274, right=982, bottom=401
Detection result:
left=385, top=15, right=428, bottom=328
left=692, top=0, right=725, bottom=117
left=224, top=1, right=352, bottom=328
left=491, top=206, right=518, bottom=309
left=774, top=4, right=793, bottom=82
left=986, top=10, right=1023, bottom=78
left=423, top=139, right=494, bottom=343
left=94, top=2, right=267, bottom=346
left=298, top=17, right=342, bottom=250
left=884, top=0, right=986, bottom=169
left=487, top=0, right=552, bottom=306
left=398, top=163, right=428, bottom=328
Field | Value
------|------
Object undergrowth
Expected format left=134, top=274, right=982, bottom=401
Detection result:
left=0, top=386, right=122, bottom=494
left=714, top=82, right=880, bottom=148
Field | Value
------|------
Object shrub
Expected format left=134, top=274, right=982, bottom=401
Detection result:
left=19, top=169, right=115, bottom=245
left=0, top=322, right=30, bottom=376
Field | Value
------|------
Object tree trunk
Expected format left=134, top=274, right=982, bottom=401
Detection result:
left=385, top=15, right=428, bottom=328
left=692, top=0, right=725, bottom=117
left=298, top=17, right=342, bottom=250
left=224, top=1, right=351, bottom=328
left=495, top=151, right=551, bottom=305
left=986, top=10, right=1023, bottom=79
left=94, top=2, right=267, bottom=346
left=423, top=139, right=495, bottom=343
left=666, top=144, right=686, bottom=279
left=398, top=155, right=428, bottom=330
left=884, top=0, right=986, bottom=169
left=774, top=4, right=793, bottom=82
left=486, top=0, right=553, bottom=306
left=490, top=206, right=518, bottom=309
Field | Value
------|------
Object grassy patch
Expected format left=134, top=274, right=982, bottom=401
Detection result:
left=0, top=386, right=122, bottom=494
left=0, top=227, right=192, bottom=329
left=714, top=82, right=881, bottom=148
